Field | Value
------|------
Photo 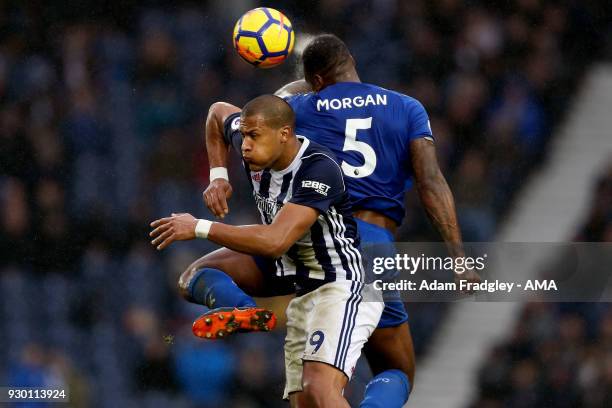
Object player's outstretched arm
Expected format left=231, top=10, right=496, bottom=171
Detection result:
left=274, top=79, right=312, bottom=97
left=410, top=138, right=480, bottom=283
left=149, top=203, right=318, bottom=257
left=203, top=102, right=241, bottom=218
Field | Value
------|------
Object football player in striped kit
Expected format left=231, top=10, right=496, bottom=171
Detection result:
left=150, top=94, right=383, bottom=407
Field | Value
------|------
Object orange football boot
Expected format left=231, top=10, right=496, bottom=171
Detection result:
left=192, top=307, right=277, bottom=339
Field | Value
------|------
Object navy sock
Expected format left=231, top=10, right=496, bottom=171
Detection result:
left=359, top=369, right=411, bottom=408
left=187, top=268, right=256, bottom=309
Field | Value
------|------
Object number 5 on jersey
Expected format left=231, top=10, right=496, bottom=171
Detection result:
left=342, top=117, right=376, bottom=179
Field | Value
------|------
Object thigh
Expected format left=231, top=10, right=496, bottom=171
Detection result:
left=190, top=249, right=295, bottom=297
left=180, top=248, right=268, bottom=296
left=284, top=281, right=383, bottom=400
left=289, top=361, right=350, bottom=408
left=363, top=321, right=416, bottom=384
left=302, top=281, right=383, bottom=380
left=300, top=360, right=349, bottom=403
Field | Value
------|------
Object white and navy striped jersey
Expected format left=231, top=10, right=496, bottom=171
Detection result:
left=224, top=112, right=364, bottom=286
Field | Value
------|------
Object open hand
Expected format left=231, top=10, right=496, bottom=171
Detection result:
left=150, top=213, right=198, bottom=250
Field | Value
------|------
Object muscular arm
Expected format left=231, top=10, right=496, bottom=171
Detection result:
left=203, top=102, right=241, bottom=217
left=150, top=203, right=319, bottom=258
left=208, top=203, right=318, bottom=257
left=205, top=101, right=241, bottom=168
left=410, top=138, right=464, bottom=258
left=274, top=79, right=312, bottom=97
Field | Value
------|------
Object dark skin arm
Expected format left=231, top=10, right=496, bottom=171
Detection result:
left=410, top=138, right=480, bottom=283
left=149, top=203, right=319, bottom=258
left=274, top=79, right=312, bottom=97
left=204, top=81, right=309, bottom=216
left=203, top=102, right=241, bottom=218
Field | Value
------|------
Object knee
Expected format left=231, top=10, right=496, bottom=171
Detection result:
left=178, top=258, right=212, bottom=300
left=301, top=378, right=332, bottom=408
left=390, top=347, right=415, bottom=388
left=300, top=365, right=345, bottom=407
left=365, top=324, right=416, bottom=386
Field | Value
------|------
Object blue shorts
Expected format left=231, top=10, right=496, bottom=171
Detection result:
left=356, top=219, right=409, bottom=328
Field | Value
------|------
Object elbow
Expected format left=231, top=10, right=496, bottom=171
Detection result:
left=266, top=243, right=287, bottom=259
left=263, top=238, right=290, bottom=259
left=207, top=101, right=238, bottom=125
left=207, top=102, right=228, bottom=122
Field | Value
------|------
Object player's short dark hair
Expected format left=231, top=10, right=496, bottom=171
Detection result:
left=242, top=94, right=295, bottom=130
left=302, top=34, right=352, bottom=80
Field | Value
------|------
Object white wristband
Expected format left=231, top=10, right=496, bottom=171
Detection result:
left=209, top=167, right=229, bottom=181
left=195, top=219, right=213, bottom=239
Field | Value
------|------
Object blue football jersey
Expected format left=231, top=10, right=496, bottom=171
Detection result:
left=287, top=82, right=433, bottom=224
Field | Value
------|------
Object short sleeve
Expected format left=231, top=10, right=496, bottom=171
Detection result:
left=283, top=94, right=298, bottom=105
left=290, top=154, right=345, bottom=213
left=223, top=112, right=243, bottom=153
left=284, top=93, right=311, bottom=113
left=406, top=99, right=434, bottom=141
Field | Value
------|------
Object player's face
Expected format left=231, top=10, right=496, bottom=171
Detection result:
left=240, top=114, right=285, bottom=171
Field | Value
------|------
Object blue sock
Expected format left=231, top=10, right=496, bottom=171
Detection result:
left=187, top=268, right=256, bottom=309
left=360, top=369, right=411, bottom=408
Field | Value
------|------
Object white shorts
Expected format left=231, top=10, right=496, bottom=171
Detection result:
left=283, top=280, right=384, bottom=399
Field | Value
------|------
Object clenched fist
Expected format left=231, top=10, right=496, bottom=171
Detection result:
left=203, top=179, right=233, bottom=218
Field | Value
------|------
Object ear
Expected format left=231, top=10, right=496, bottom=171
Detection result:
left=313, top=74, right=325, bottom=92
left=280, top=126, right=291, bottom=143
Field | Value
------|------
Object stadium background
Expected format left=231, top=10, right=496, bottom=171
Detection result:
left=0, top=1, right=610, bottom=407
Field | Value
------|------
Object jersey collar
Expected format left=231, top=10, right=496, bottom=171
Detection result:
left=276, top=136, right=310, bottom=175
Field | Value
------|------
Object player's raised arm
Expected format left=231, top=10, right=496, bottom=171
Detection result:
left=203, top=102, right=241, bottom=218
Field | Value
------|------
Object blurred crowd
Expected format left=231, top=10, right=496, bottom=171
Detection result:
left=0, top=1, right=610, bottom=407
left=472, top=163, right=612, bottom=408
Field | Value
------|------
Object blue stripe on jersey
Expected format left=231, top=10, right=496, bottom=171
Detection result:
left=259, top=169, right=272, bottom=198
left=334, top=281, right=362, bottom=369
left=327, top=209, right=363, bottom=282
left=243, top=164, right=254, bottom=191
left=287, top=244, right=310, bottom=277
left=337, top=212, right=363, bottom=282
left=275, top=258, right=285, bottom=276
left=339, top=282, right=363, bottom=371
left=334, top=281, right=356, bottom=367
left=309, top=221, right=337, bottom=281
left=323, top=213, right=353, bottom=281
left=276, top=172, right=293, bottom=203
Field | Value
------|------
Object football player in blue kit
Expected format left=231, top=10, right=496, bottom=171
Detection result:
left=182, top=34, right=480, bottom=407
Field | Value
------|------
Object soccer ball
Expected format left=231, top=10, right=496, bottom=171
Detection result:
left=233, top=7, right=295, bottom=68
